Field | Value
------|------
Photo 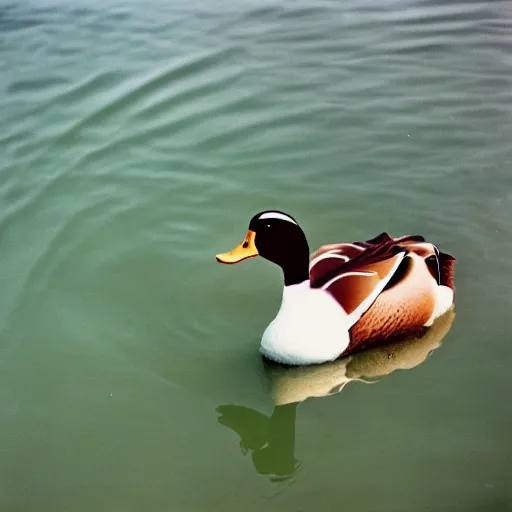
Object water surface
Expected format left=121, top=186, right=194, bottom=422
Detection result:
left=1, top=0, right=512, bottom=510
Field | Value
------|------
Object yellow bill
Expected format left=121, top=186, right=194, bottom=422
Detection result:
left=216, top=230, right=258, bottom=264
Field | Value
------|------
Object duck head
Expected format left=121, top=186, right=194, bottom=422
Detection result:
left=216, top=211, right=310, bottom=286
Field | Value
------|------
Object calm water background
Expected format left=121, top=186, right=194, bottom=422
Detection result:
left=1, top=0, right=512, bottom=510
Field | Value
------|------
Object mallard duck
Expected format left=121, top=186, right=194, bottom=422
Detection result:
left=216, top=210, right=455, bottom=366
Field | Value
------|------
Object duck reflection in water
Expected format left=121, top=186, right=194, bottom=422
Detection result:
left=217, top=402, right=300, bottom=483
left=216, top=309, right=454, bottom=482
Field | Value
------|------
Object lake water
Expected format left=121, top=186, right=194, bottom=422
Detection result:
left=1, top=0, right=512, bottom=510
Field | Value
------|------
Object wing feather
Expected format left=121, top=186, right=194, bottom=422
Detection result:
left=309, top=232, right=455, bottom=326
left=319, top=251, right=407, bottom=327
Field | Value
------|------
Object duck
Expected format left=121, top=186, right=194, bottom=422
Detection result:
left=216, top=210, right=455, bottom=366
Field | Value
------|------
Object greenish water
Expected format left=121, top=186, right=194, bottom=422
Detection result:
left=1, top=0, right=512, bottom=510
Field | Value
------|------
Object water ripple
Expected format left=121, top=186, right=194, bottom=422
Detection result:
left=1, top=4, right=512, bottom=506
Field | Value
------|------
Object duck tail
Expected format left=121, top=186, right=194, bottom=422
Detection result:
left=438, top=252, right=456, bottom=291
